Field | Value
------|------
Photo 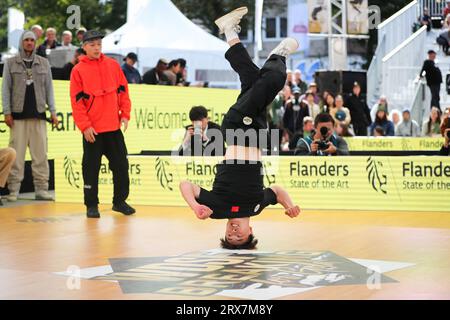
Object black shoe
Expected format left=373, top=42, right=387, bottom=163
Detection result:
left=87, top=206, right=100, bottom=218
left=112, top=202, right=136, bottom=215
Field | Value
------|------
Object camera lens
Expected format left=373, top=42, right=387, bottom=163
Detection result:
left=320, top=127, right=329, bottom=136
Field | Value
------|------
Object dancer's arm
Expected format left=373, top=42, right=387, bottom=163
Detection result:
left=270, top=185, right=301, bottom=218
left=179, top=181, right=212, bottom=220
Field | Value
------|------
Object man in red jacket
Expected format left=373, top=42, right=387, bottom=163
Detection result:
left=70, top=30, right=135, bottom=218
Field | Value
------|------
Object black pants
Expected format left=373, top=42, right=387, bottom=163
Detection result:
left=82, top=129, right=129, bottom=207
left=221, top=43, right=287, bottom=134
left=353, top=125, right=368, bottom=137
left=429, top=84, right=441, bottom=110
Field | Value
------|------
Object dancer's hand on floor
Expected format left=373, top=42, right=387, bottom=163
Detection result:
left=285, top=206, right=300, bottom=218
left=194, top=204, right=213, bottom=220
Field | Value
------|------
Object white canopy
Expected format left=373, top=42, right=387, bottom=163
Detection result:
left=102, top=0, right=236, bottom=86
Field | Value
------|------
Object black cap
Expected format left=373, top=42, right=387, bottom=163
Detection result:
left=353, top=81, right=361, bottom=87
left=123, top=52, right=138, bottom=62
left=428, top=49, right=436, bottom=55
left=82, top=30, right=104, bottom=43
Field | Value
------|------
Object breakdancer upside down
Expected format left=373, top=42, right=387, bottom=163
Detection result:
left=180, top=7, right=301, bottom=249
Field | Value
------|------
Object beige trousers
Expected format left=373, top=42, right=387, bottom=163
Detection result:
left=7, top=119, right=49, bottom=194
left=0, top=147, right=16, bottom=188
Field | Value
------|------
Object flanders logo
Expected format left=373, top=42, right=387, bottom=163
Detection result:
left=155, top=157, right=173, bottom=191
left=263, top=161, right=276, bottom=186
left=63, top=156, right=80, bottom=189
left=366, top=157, right=387, bottom=194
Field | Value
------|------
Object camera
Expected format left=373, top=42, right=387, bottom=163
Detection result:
left=193, top=121, right=202, bottom=136
left=313, top=127, right=330, bottom=151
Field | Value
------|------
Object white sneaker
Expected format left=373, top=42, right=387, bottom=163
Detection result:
left=269, top=38, right=299, bottom=58
left=6, top=193, right=18, bottom=202
left=35, top=190, right=54, bottom=201
left=215, top=7, right=248, bottom=34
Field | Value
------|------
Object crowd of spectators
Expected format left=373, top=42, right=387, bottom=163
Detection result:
left=266, top=70, right=450, bottom=152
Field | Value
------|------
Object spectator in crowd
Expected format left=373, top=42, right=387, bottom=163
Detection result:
left=389, top=109, right=402, bottom=129
left=443, top=13, right=450, bottom=29
left=142, top=59, right=169, bottom=85
left=164, top=59, right=181, bottom=86
left=373, top=126, right=386, bottom=137
left=420, top=7, right=431, bottom=32
left=75, top=28, right=87, bottom=45
left=305, top=82, right=320, bottom=104
left=422, top=106, right=442, bottom=137
left=322, top=91, right=335, bottom=113
left=283, top=86, right=307, bottom=142
left=121, top=52, right=141, bottom=84
left=304, top=91, right=320, bottom=120
left=269, top=88, right=288, bottom=128
left=369, top=104, right=395, bottom=136
left=61, top=48, right=85, bottom=80
left=319, top=90, right=330, bottom=112
left=61, top=30, right=74, bottom=48
left=178, top=106, right=224, bottom=156
left=439, top=115, right=450, bottom=155
left=286, top=69, right=293, bottom=88
left=346, top=82, right=371, bottom=136
left=444, top=1, right=450, bottom=20
left=330, top=94, right=351, bottom=127
left=31, top=25, right=43, bottom=44
left=371, top=95, right=388, bottom=122
left=295, top=113, right=349, bottom=156
left=36, top=27, right=61, bottom=58
left=292, top=69, right=307, bottom=94
left=437, top=28, right=450, bottom=55
left=420, top=50, right=442, bottom=110
left=396, top=108, right=420, bottom=137
left=0, top=148, right=16, bottom=206
left=176, top=58, right=188, bottom=86
left=302, top=116, right=314, bottom=138
left=70, top=30, right=134, bottom=218
left=2, top=30, right=58, bottom=202
left=335, top=123, right=354, bottom=137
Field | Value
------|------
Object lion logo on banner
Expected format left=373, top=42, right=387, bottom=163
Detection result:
left=155, top=157, right=173, bottom=191
left=63, top=156, right=80, bottom=189
left=366, top=157, right=387, bottom=194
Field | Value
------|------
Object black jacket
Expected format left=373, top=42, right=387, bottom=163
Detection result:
left=36, top=40, right=61, bottom=58
left=178, top=121, right=225, bottom=156
left=420, top=60, right=442, bottom=85
left=345, top=93, right=372, bottom=128
left=142, top=68, right=169, bottom=85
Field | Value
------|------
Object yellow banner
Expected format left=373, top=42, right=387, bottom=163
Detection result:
left=55, top=155, right=450, bottom=212
left=0, top=79, right=238, bottom=158
left=344, top=137, right=444, bottom=152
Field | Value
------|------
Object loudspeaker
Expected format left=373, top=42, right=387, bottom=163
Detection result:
left=314, top=70, right=367, bottom=96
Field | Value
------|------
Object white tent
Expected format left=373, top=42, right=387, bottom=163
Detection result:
left=102, top=0, right=237, bottom=87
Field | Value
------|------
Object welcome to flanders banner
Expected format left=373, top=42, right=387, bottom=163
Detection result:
left=0, top=79, right=444, bottom=157
left=55, top=156, right=450, bottom=212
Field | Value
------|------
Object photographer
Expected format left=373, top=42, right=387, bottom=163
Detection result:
left=439, top=115, right=450, bottom=155
left=294, top=113, right=349, bottom=156
left=179, top=106, right=224, bottom=156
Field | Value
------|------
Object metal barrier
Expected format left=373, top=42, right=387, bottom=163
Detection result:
left=381, top=26, right=428, bottom=110
left=420, top=0, right=446, bottom=16
left=367, top=1, right=419, bottom=106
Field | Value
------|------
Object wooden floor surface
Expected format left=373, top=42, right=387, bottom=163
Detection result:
left=0, top=202, right=449, bottom=300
